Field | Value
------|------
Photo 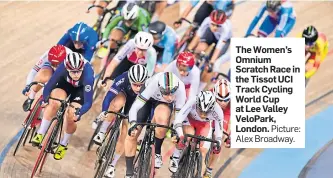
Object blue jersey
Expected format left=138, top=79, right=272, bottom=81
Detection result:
left=43, top=62, right=94, bottom=116
left=190, top=0, right=234, bottom=16
left=102, top=72, right=137, bottom=111
left=246, top=1, right=296, bottom=37
left=153, top=26, right=177, bottom=64
left=58, top=26, right=98, bottom=62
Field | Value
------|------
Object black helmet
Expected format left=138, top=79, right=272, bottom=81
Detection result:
left=302, top=25, right=318, bottom=45
left=266, top=0, right=281, bottom=11
left=148, top=21, right=166, bottom=37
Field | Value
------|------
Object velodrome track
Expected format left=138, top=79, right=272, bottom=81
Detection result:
left=1, top=1, right=333, bottom=178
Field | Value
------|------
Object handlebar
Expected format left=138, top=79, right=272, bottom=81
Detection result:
left=87, top=5, right=117, bottom=15
left=134, top=122, right=179, bottom=138
left=48, top=96, right=75, bottom=109
left=87, top=4, right=105, bottom=12
left=27, top=82, right=45, bottom=91
left=184, top=133, right=220, bottom=147
left=105, top=111, right=128, bottom=119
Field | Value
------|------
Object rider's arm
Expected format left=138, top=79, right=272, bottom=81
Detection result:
left=211, top=22, right=232, bottom=63
left=26, top=51, right=50, bottom=85
left=213, top=104, right=224, bottom=144
left=57, top=30, right=71, bottom=45
left=102, top=72, right=128, bottom=111
left=146, top=47, right=157, bottom=77
left=305, top=57, right=320, bottom=79
left=42, top=63, right=66, bottom=102
left=245, top=3, right=266, bottom=36
left=79, top=64, right=95, bottom=116
left=138, top=8, right=151, bottom=31
left=173, top=98, right=195, bottom=137
left=188, top=17, right=209, bottom=51
left=275, top=7, right=291, bottom=37
left=128, top=77, right=158, bottom=123
left=102, top=15, right=123, bottom=41
left=179, top=0, right=198, bottom=20
left=103, top=39, right=134, bottom=80
left=174, top=83, right=187, bottom=117
left=84, top=29, right=99, bottom=62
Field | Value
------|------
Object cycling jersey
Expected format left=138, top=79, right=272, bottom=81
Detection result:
left=113, top=39, right=156, bottom=76
left=190, top=0, right=234, bottom=17
left=129, top=72, right=186, bottom=123
left=164, top=60, right=200, bottom=100
left=42, top=62, right=94, bottom=117
left=102, top=8, right=151, bottom=41
left=246, top=1, right=296, bottom=37
left=152, top=26, right=178, bottom=64
left=25, top=47, right=72, bottom=86
left=58, top=26, right=98, bottom=62
left=102, top=71, right=137, bottom=112
left=197, top=17, right=232, bottom=50
left=173, top=98, right=224, bottom=144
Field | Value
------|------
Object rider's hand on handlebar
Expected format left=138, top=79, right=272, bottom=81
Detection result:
left=97, top=111, right=108, bottom=121
left=98, top=79, right=108, bottom=88
left=22, top=85, right=30, bottom=96
left=128, top=121, right=138, bottom=137
left=41, top=101, right=49, bottom=108
left=206, top=63, right=214, bottom=73
left=213, top=141, right=222, bottom=154
left=176, top=135, right=186, bottom=149
left=173, top=19, right=182, bottom=29
left=73, top=108, right=81, bottom=122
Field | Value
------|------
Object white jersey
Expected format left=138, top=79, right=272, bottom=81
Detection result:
left=164, top=60, right=200, bottom=100
left=129, top=72, right=186, bottom=123
left=113, top=39, right=157, bottom=76
left=25, top=46, right=72, bottom=85
left=173, top=98, right=224, bottom=143
left=197, top=17, right=232, bottom=50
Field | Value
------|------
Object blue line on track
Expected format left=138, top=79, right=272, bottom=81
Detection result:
left=0, top=128, right=23, bottom=167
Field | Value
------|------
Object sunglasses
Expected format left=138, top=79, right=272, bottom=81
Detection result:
left=217, top=97, right=230, bottom=102
left=68, top=70, right=83, bottom=75
left=131, top=82, right=144, bottom=88
left=159, top=86, right=178, bottom=96
left=73, top=40, right=83, bottom=45
left=210, top=23, right=221, bottom=28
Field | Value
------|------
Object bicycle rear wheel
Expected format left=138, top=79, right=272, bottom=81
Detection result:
left=13, top=100, right=42, bottom=156
left=94, top=129, right=119, bottom=178
left=30, top=120, right=58, bottom=178
left=87, top=120, right=103, bottom=151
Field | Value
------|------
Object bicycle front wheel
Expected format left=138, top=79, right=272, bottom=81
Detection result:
left=135, top=144, right=155, bottom=178
left=87, top=120, right=103, bottom=151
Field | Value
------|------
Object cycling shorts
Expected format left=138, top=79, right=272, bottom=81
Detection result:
left=64, top=40, right=84, bottom=55
left=200, top=28, right=230, bottom=58
left=55, top=80, right=84, bottom=105
left=183, top=117, right=213, bottom=149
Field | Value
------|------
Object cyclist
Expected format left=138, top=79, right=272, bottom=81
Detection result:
left=22, top=45, right=72, bottom=111
left=169, top=91, right=224, bottom=176
left=204, top=78, right=231, bottom=178
left=298, top=26, right=329, bottom=86
left=174, top=0, right=234, bottom=28
left=187, top=10, right=232, bottom=91
left=93, top=64, right=149, bottom=178
left=164, top=51, right=200, bottom=100
left=125, top=72, right=186, bottom=177
left=98, top=2, right=151, bottom=58
left=147, top=21, right=178, bottom=72
left=245, top=0, right=296, bottom=38
left=31, top=52, right=94, bottom=160
left=58, top=22, right=98, bottom=62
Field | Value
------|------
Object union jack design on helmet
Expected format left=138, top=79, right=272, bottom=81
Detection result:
left=65, top=52, right=85, bottom=70
left=213, top=79, right=231, bottom=101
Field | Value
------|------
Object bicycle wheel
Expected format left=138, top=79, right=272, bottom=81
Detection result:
left=135, top=143, right=155, bottom=178
left=31, top=120, right=58, bottom=178
left=175, top=146, right=195, bottom=178
left=13, top=100, right=42, bottom=156
left=94, top=128, right=119, bottom=178
left=194, top=151, right=202, bottom=178
left=87, top=120, right=103, bottom=151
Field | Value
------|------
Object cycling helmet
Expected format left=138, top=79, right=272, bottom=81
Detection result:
left=266, top=0, right=281, bottom=11
left=48, top=45, right=67, bottom=66
left=196, top=91, right=216, bottom=113
left=213, top=79, right=231, bottom=101
left=69, top=22, right=90, bottom=43
left=122, top=2, right=139, bottom=20
left=176, top=51, right=195, bottom=70
left=148, top=21, right=166, bottom=38
left=158, top=72, right=180, bottom=95
left=210, top=10, right=227, bottom=25
left=65, top=52, right=85, bottom=71
left=302, top=25, right=318, bottom=46
left=134, top=31, right=154, bottom=50
left=128, top=64, right=149, bottom=83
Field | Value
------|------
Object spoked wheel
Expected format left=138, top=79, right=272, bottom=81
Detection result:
left=87, top=120, right=103, bottom=151
left=13, top=100, right=42, bottom=156
left=134, top=143, right=155, bottom=178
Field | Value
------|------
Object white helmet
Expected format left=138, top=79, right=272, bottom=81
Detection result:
left=157, top=72, right=180, bottom=95
left=122, top=2, right=139, bottom=20
left=213, top=79, right=230, bottom=101
left=196, top=91, right=216, bottom=113
left=128, top=64, right=149, bottom=83
left=134, top=31, right=153, bottom=50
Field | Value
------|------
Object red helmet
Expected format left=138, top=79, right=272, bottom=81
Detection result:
left=210, top=10, right=227, bottom=25
left=48, top=45, right=66, bottom=66
left=176, top=51, right=195, bottom=70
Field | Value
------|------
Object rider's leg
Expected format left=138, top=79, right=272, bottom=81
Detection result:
left=193, top=1, right=213, bottom=26
left=152, top=1, right=168, bottom=22
left=124, top=101, right=153, bottom=176
left=92, top=1, right=109, bottom=29
left=195, top=42, right=209, bottom=91
left=32, top=88, right=66, bottom=145
left=196, top=122, right=213, bottom=176
left=257, top=15, right=277, bottom=37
